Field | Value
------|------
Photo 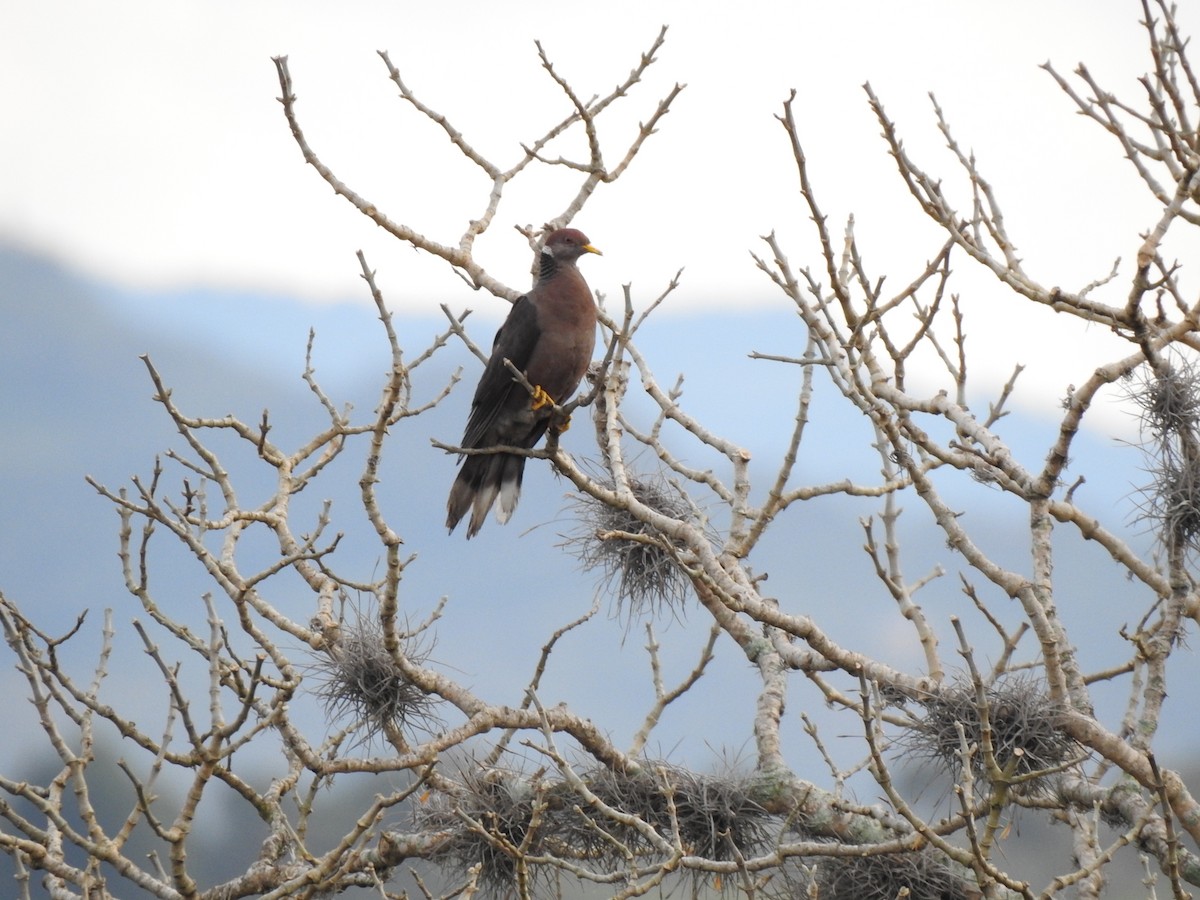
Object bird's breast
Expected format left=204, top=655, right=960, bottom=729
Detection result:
left=525, top=272, right=597, bottom=402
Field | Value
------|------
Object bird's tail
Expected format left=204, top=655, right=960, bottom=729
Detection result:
left=446, top=452, right=528, bottom=538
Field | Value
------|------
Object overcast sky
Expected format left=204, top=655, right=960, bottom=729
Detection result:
left=4, top=1, right=1193, bottom=426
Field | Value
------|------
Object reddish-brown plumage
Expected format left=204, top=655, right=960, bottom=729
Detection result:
left=446, top=229, right=600, bottom=537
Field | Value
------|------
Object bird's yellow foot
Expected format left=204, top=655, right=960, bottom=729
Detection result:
left=553, top=415, right=572, bottom=433
left=530, top=384, right=554, bottom=411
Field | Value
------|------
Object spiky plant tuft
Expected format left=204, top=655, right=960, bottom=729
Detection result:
left=806, top=848, right=976, bottom=900
left=416, top=763, right=777, bottom=895
left=563, top=471, right=695, bottom=617
left=903, top=675, right=1076, bottom=793
left=666, top=767, right=774, bottom=863
left=1134, top=359, right=1200, bottom=439
left=310, top=606, right=439, bottom=741
left=1129, top=359, right=1200, bottom=552
left=416, top=767, right=549, bottom=896
left=582, top=763, right=775, bottom=881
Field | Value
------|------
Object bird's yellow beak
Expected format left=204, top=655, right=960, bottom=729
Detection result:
left=582, top=244, right=603, bottom=256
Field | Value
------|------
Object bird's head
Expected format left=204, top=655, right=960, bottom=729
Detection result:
left=542, top=228, right=602, bottom=262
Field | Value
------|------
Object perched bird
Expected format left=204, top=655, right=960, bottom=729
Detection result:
left=446, top=228, right=601, bottom=538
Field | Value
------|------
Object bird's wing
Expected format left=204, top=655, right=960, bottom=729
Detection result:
left=461, top=295, right=541, bottom=448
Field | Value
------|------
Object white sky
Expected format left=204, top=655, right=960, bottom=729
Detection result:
left=3, top=1, right=1195, bottom=423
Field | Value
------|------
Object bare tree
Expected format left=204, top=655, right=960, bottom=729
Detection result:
left=5, top=2, right=1200, bottom=898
